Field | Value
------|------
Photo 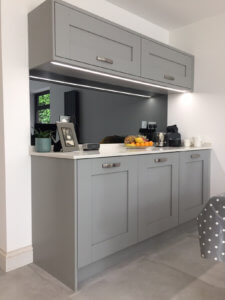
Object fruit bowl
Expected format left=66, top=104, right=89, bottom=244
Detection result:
left=125, top=144, right=149, bottom=149
left=124, top=135, right=154, bottom=149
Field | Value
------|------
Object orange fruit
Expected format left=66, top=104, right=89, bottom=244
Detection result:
left=149, top=141, right=154, bottom=146
left=136, top=143, right=140, bottom=147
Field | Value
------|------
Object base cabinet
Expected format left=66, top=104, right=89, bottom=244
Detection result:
left=31, top=149, right=210, bottom=290
left=77, top=157, right=138, bottom=268
left=77, top=150, right=210, bottom=269
left=138, top=153, right=179, bottom=241
left=179, top=150, right=210, bottom=224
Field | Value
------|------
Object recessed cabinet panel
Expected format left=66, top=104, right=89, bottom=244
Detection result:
left=182, top=161, right=203, bottom=210
left=92, top=171, right=128, bottom=245
left=55, top=3, right=141, bottom=76
left=143, top=165, right=172, bottom=223
left=141, top=39, right=194, bottom=89
left=138, top=153, right=179, bottom=242
left=78, top=157, right=138, bottom=268
left=179, top=150, right=210, bottom=224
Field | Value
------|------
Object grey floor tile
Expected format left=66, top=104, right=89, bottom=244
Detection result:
left=147, top=235, right=225, bottom=291
left=0, top=264, right=71, bottom=300
left=71, top=256, right=225, bottom=300
left=148, top=236, right=216, bottom=276
left=171, top=279, right=225, bottom=300
left=1, top=221, right=225, bottom=300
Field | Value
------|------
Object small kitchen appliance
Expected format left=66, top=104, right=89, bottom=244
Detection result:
left=82, top=143, right=100, bottom=151
left=166, top=125, right=181, bottom=147
left=155, top=132, right=166, bottom=147
left=139, top=121, right=157, bottom=141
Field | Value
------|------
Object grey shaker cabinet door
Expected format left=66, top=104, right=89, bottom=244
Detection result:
left=77, top=156, right=138, bottom=268
left=55, top=3, right=141, bottom=76
left=138, top=153, right=179, bottom=242
left=179, top=150, right=210, bottom=224
left=141, top=39, right=194, bottom=89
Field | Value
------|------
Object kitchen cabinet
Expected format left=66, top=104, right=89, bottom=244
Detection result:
left=179, top=150, right=210, bottom=224
left=55, top=3, right=141, bottom=76
left=77, top=156, right=138, bottom=268
left=141, top=39, right=194, bottom=90
left=28, top=0, right=194, bottom=93
left=31, top=148, right=210, bottom=290
left=138, top=153, right=179, bottom=241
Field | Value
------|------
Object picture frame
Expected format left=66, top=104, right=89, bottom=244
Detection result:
left=56, top=122, right=79, bottom=152
left=59, top=115, right=71, bottom=123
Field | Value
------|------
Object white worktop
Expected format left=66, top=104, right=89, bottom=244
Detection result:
left=30, top=144, right=212, bottom=160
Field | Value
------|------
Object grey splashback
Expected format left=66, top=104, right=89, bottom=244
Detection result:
left=30, top=79, right=167, bottom=143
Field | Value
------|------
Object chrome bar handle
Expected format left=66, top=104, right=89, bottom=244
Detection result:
left=154, top=158, right=168, bottom=163
left=191, top=154, right=200, bottom=159
left=96, top=56, right=113, bottom=64
left=164, top=74, right=175, bottom=81
left=102, top=163, right=121, bottom=168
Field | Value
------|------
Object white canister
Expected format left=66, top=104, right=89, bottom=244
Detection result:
left=184, top=139, right=191, bottom=147
left=193, top=137, right=202, bottom=147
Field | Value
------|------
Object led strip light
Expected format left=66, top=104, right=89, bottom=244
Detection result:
left=51, top=61, right=188, bottom=94
left=29, top=76, right=151, bottom=99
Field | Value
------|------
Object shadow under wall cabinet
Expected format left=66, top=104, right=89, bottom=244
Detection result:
left=28, top=0, right=194, bottom=92
left=31, top=149, right=210, bottom=291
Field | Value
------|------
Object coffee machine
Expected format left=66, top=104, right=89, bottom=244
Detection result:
left=139, top=121, right=157, bottom=141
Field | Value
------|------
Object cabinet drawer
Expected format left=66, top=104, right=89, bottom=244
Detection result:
left=141, top=39, right=194, bottom=89
left=55, top=3, right=141, bottom=76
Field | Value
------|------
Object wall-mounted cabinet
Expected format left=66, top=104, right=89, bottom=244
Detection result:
left=55, top=3, right=141, bottom=77
left=141, top=39, right=194, bottom=89
left=29, top=0, right=194, bottom=93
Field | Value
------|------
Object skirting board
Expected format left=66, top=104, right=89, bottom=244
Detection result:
left=0, top=245, right=33, bottom=272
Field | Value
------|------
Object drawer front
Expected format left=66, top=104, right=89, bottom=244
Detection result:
left=141, top=39, right=194, bottom=89
left=55, top=3, right=141, bottom=76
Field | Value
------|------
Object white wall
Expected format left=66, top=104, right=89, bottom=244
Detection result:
left=168, top=12, right=225, bottom=195
left=0, top=0, right=168, bottom=256
left=0, top=1, right=7, bottom=251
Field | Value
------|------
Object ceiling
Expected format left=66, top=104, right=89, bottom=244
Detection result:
left=107, top=0, right=225, bottom=30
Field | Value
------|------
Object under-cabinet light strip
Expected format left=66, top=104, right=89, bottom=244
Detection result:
left=51, top=61, right=188, bottom=93
left=29, top=75, right=151, bottom=99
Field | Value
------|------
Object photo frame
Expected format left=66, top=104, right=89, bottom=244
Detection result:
left=59, top=115, right=71, bottom=123
left=57, top=122, right=79, bottom=152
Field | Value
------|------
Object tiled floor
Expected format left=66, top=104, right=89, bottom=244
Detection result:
left=1, top=221, right=225, bottom=300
